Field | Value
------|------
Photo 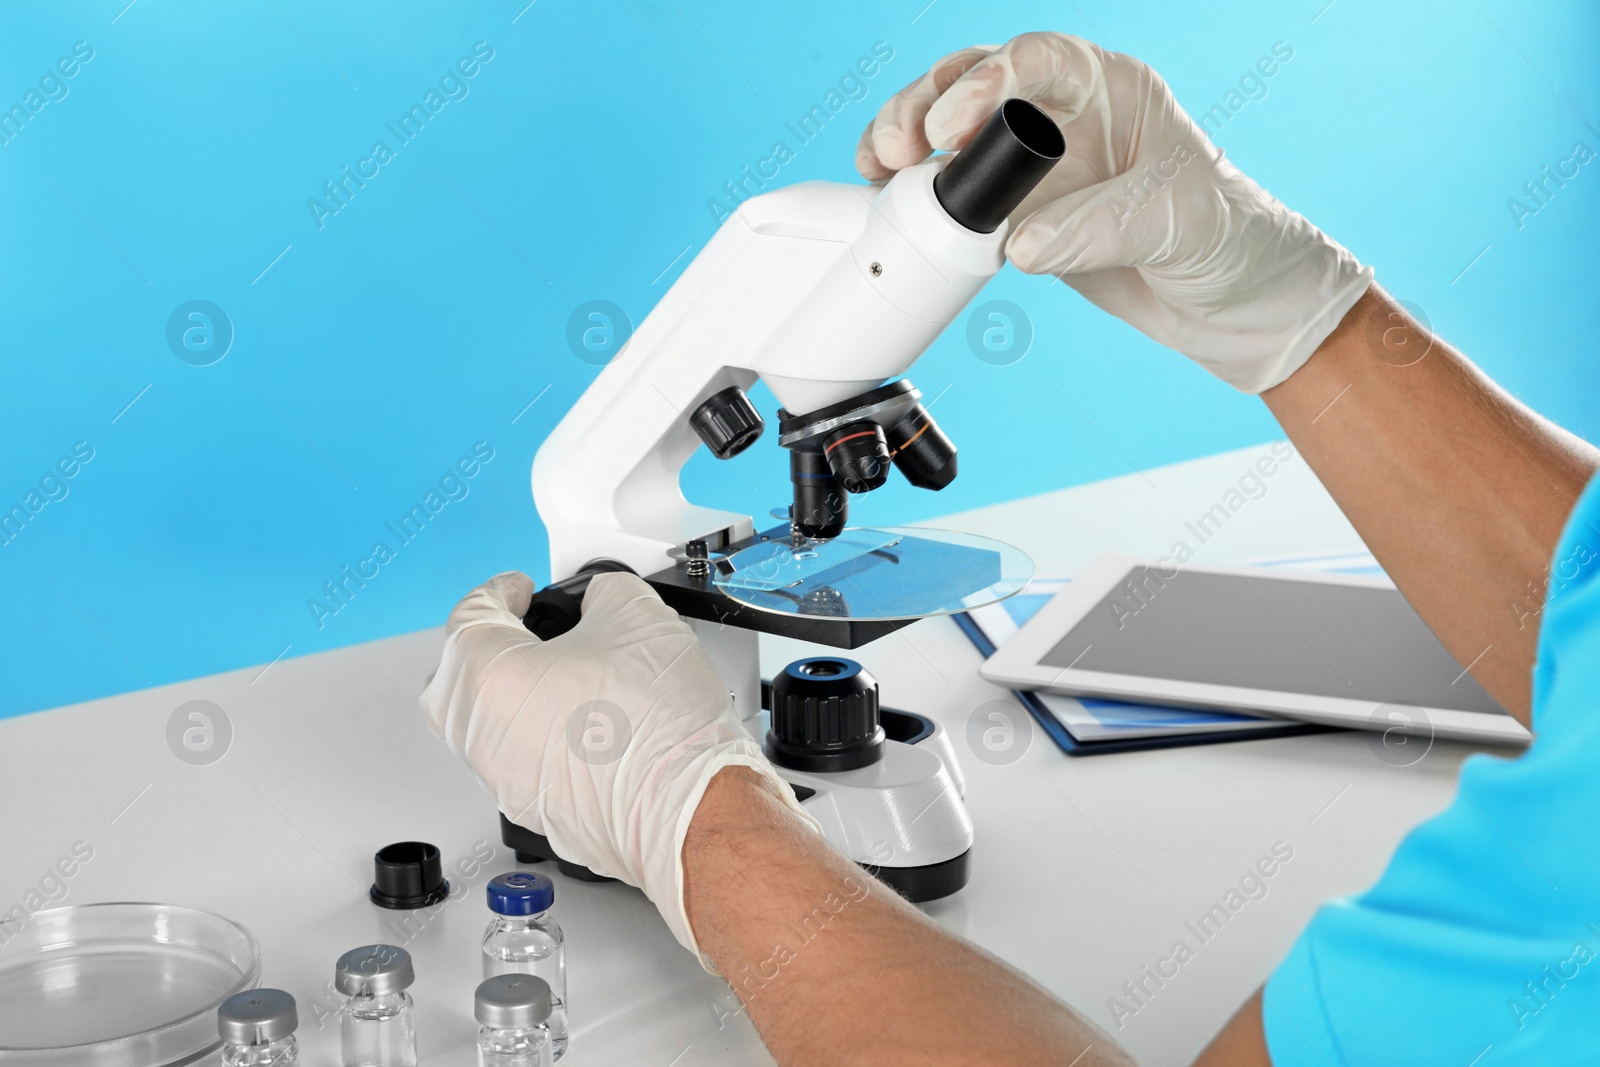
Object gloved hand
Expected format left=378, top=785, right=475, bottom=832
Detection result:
left=421, top=570, right=819, bottom=968
left=858, top=32, right=1373, bottom=393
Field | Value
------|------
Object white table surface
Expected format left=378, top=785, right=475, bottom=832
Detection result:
left=0, top=442, right=1511, bottom=1066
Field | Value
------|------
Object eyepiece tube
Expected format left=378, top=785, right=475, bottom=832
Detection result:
left=932, top=98, right=1065, bottom=234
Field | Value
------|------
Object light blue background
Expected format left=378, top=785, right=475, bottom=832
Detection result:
left=2, top=0, right=1596, bottom=719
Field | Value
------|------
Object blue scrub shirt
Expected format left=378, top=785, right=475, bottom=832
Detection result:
left=1264, top=474, right=1600, bottom=1064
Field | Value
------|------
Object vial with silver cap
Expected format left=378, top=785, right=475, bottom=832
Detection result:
left=335, top=943, right=418, bottom=1067
left=482, top=871, right=567, bottom=1058
left=475, top=974, right=555, bottom=1067
left=218, top=988, right=299, bottom=1066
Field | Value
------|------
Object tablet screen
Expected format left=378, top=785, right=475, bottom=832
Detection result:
left=1039, top=567, right=1508, bottom=715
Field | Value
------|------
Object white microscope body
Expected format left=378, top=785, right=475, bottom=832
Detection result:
left=527, top=101, right=1063, bottom=896
left=533, top=157, right=1004, bottom=710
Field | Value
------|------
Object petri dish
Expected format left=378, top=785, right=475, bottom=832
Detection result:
left=714, top=525, right=1033, bottom=621
left=0, top=902, right=261, bottom=1067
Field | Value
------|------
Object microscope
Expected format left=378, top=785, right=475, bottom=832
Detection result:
left=499, top=99, right=1064, bottom=901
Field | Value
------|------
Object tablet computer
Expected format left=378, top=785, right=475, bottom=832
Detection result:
left=978, top=554, right=1531, bottom=746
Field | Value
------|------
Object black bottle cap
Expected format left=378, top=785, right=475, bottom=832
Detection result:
left=766, top=657, right=885, bottom=773
left=370, top=841, right=451, bottom=910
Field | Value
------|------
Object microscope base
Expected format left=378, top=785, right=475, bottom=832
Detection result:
left=770, top=725, right=974, bottom=905
left=496, top=704, right=974, bottom=902
left=863, top=848, right=972, bottom=904
left=495, top=683, right=974, bottom=903
left=498, top=815, right=617, bottom=883
left=497, top=805, right=973, bottom=902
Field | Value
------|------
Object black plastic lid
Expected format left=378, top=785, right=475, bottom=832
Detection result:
left=370, top=841, right=451, bottom=910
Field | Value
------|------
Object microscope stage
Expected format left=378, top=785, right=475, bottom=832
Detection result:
left=643, top=524, right=1031, bottom=650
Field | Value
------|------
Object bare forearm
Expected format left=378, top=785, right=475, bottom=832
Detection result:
left=683, top=766, right=1134, bottom=1067
left=1262, top=285, right=1598, bottom=722
left=677, top=286, right=1597, bottom=1067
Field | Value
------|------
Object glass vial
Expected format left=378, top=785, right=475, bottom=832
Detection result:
left=335, top=943, right=418, bottom=1067
left=475, top=974, right=554, bottom=1067
left=218, top=988, right=299, bottom=1066
left=483, top=872, right=567, bottom=1058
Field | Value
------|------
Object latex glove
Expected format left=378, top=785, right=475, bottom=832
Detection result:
left=858, top=32, right=1373, bottom=393
left=421, top=570, right=819, bottom=968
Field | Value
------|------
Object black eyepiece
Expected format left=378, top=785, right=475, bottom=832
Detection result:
left=933, top=98, right=1065, bottom=234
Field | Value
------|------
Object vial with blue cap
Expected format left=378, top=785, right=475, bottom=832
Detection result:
left=483, top=872, right=567, bottom=1059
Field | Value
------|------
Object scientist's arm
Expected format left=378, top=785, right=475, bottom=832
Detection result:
left=859, top=32, right=1599, bottom=720
left=423, top=574, right=1141, bottom=1066
left=1186, top=284, right=1599, bottom=1061
left=1260, top=287, right=1597, bottom=721
left=860, top=32, right=1600, bottom=1064
left=684, top=765, right=1138, bottom=1067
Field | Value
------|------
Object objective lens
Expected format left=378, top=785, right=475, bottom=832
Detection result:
left=823, top=421, right=892, bottom=494
left=888, top=405, right=958, bottom=490
left=790, top=449, right=847, bottom=539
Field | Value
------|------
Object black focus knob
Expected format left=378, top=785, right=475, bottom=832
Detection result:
left=766, top=658, right=885, bottom=773
left=690, top=386, right=764, bottom=460
left=823, top=421, right=892, bottom=493
left=521, top=560, right=634, bottom=640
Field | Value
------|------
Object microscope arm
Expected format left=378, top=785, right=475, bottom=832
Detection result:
left=532, top=162, right=1008, bottom=580
left=533, top=96, right=1069, bottom=581
left=530, top=100, right=1064, bottom=718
